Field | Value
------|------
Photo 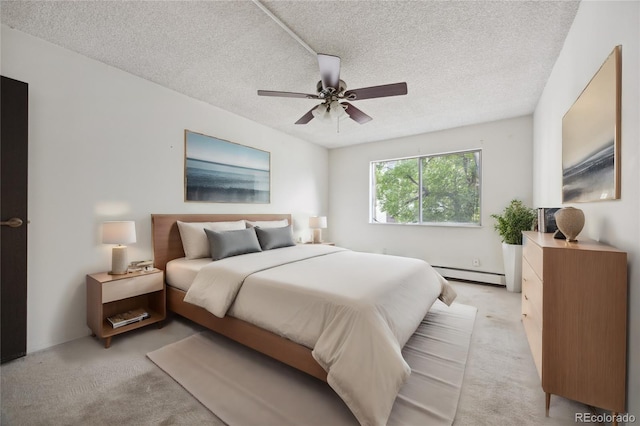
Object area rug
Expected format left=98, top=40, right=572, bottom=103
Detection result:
left=147, top=301, right=477, bottom=425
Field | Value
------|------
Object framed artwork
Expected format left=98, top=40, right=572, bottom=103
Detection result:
left=184, top=130, right=270, bottom=203
left=562, top=45, right=621, bottom=202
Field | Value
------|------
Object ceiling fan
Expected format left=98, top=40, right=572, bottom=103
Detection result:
left=257, top=53, right=408, bottom=125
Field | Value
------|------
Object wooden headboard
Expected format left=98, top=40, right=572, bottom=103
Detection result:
left=151, top=213, right=292, bottom=271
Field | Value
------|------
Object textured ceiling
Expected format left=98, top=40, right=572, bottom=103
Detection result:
left=1, top=1, right=579, bottom=148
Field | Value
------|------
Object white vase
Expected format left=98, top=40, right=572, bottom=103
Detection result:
left=502, top=243, right=523, bottom=292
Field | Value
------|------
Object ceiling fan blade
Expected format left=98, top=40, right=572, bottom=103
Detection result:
left=295, top=105, right=319, bottom=125
left=344, top=82, right=408, bottom=101
left=342, top=102, right=372, bottom=124
left=318, top=53, right=341, bottom=90
left=257, top=90, right=319, bottom=99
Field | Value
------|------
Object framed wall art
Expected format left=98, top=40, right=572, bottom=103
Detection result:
left=184, top=130, right=270, bottom=203
left=562, top=45, right=621, bottom=202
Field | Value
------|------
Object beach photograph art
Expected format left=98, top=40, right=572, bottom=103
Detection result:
left=562, top=46, right=621, bottom=203
left=185, top=130, right=270, bottom=203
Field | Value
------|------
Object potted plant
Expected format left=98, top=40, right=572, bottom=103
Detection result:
left=491, top=199, right=536, bottom=292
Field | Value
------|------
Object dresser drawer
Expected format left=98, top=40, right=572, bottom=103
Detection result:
left=522, top=253, right=543, bottom=380
left=522, top=285, right=542, bottom=333
left=523, top=236, right=543, bottom=279
left=522, top=259, right=543, bottom=327
left=102, top=272, right=163, bottom=303
left=522, top=308, right=543, bottom=379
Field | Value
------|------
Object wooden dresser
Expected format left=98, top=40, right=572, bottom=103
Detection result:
left=521, top=231, right=627, bottom=418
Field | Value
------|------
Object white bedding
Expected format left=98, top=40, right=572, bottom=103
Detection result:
left=166, top=257, right=211, bottom=292
left=182, top=245, right=455, bottom=426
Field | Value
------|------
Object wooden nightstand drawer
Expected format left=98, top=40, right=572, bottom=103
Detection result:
left=102, top=272, right=163, bottom=303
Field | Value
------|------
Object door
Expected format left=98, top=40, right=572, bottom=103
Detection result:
left=1, top=76, right=29, bottom=363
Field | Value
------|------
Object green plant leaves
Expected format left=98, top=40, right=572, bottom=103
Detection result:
left=490, top=199, right=536, bottom=245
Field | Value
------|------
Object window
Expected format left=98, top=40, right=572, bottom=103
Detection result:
left=370, top=149, right=481, bottom=226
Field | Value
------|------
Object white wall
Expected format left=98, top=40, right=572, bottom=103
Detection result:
left=532, top=1, right=639, bottom=417
left=329, top=115, right=533, bottom=275
left=1, top=26, right=329, bottom=353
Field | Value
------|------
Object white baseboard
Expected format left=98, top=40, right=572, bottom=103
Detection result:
left=433, top=266, right=505, bottom=286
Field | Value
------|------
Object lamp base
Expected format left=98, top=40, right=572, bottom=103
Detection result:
left=109, top=245, right=129, bottom=275
left=312, top=229, right=323, bottom=244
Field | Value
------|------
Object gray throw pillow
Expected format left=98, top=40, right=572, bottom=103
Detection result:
left=204, top=227, right=262, bottom=261
left=255, top=226, right=295, bottom=250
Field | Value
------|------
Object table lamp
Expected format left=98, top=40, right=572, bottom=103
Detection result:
left=102, top=221, right=136, bottom=275
left=309, top=216, right=327, bottom=244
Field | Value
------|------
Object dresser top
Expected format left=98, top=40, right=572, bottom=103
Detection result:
left=522, top=231, right=625, bottom=253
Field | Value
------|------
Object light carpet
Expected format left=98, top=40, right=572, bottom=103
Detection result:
left=147, top=300, right=477, bottom=426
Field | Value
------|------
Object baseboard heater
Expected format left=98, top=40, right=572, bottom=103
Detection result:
left=433, top=266, right=505, bottom=286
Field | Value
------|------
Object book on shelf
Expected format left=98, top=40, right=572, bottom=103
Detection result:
left=107, top=308, right=150, bottom=329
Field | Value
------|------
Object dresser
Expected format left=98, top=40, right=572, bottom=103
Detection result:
left=521, top=231, right=627, bottom=418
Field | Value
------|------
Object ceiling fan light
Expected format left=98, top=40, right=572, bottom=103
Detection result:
left=329, top=101, right=348, bottom=120
left=311, top=106, right=323, bottom=118
left=312, top=104, right=331, bottom=121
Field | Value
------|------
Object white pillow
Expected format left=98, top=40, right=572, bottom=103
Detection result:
left=177, top=220, right=246, bottom=259
left=245, top=219, right=289, bottom=229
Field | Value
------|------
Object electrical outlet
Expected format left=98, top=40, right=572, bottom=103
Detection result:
left=472, top=258, right=480, bottom=267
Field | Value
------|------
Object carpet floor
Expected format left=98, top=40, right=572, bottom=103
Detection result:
left=1, top=281, right=585, bottom=425
left=147, top=301, right=476, bottom=426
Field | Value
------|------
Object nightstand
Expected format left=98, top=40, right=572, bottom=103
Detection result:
left=303, top=242, right=336, bottom=246
left=86, top=269, right=166, bottom=348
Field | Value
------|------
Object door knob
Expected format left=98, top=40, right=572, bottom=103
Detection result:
left=0, top=218, right=23, bottom=227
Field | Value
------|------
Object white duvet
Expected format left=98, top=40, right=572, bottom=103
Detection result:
left=184, top=244, right=455, bottom=426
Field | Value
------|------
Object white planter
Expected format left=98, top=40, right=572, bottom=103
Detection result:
left=502, top=243, right=523, bottom=292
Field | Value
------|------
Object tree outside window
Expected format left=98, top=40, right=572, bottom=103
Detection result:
left=371, top=150, right=481, bottom=225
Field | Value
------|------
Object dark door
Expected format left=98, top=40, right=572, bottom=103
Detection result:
left=1, top=76, right=29, bottom=363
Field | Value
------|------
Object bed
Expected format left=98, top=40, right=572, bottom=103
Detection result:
left=151, top=213, right=455, bottom=425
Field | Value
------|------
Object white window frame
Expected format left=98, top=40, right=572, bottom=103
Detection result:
left=369, top=149, right=482, bottom=227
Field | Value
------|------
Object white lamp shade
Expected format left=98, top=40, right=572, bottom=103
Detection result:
left=312, top=102, right=347, bottom=122
left=329, top=101, right=347, bottom=120
left=102, top=221, right=136, bottom=245
left=309, top=216, right=327, bottom=229
left=312, top=105, right=330, bottom=121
